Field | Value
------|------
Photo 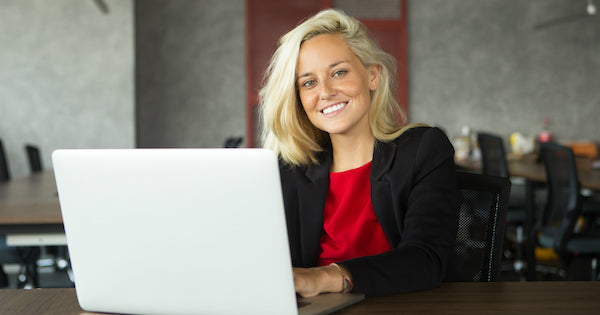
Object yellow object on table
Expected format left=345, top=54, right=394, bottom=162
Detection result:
left=535, top=247, right=560, bottom=261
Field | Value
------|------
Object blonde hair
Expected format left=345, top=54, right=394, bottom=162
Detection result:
left=259, top=9, right=410, bottom=166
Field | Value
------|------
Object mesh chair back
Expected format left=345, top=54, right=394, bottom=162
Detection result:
left=478, top=132, right=509, bottom=178
left=445, top=171, right=510, bottom=282
left=25, top=145, right=42, bottom=172
left=539, top=142, right=581, bottom=251
left=0, top=139, right=10, bottom=181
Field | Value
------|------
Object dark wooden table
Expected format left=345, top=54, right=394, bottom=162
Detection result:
left=456, top=158, right=600, bottom=190
left=1, top=282, right=600, bottom=314
left=0, top=171, right=64, bottom=243
left=0, top=171, right=62, bottom=224
left=338, top=281, right=600, bottom=314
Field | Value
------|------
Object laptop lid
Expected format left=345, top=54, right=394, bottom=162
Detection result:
left=53, top=149, right=298, bottom=315
left=52, top=148, right=363, bottom=315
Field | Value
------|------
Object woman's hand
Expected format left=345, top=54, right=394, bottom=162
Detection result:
left=293, top=265, right=343, bottom=297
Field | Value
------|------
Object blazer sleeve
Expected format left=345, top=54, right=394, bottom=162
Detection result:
left=340, top=127, right=461, bottom=297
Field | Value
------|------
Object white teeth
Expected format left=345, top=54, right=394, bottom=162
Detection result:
left=322, top=102, right=347, bottom=114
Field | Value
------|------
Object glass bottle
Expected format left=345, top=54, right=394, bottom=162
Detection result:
left=537, top=118, right=552, bottom=143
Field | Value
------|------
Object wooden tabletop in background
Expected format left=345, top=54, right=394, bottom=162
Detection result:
left=0, top=171, right=62, bottom=225
left=456, top=158, right=600, bottom=191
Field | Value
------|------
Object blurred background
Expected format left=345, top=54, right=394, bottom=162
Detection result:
left=1, top=0, right=598, bottom=178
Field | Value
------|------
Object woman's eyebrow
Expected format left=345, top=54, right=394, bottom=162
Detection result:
left=297, top=72, right=312, bottom=81
left=297, top=60, right=350, bottom=81
left=329, top=60, right=349, bottom=68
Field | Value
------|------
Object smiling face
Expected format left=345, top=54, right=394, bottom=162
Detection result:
left=296, top=33, right=381, bottom=138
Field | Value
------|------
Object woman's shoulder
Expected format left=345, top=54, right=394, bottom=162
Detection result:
left=278, top=160, right=306, bottom=179
left=384, top=125, right=454, bottom=165
left=374, top=125, right=455, bottom=182
left=277, top=159, right=316, bottom=186
left=390, top=125, right=450, bottom=146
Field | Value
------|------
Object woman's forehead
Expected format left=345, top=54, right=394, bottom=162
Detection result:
left=297, top=34, right=359, bottom=72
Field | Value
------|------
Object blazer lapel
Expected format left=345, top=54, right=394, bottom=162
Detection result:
left=371, top=141, right=401, bottom=246
left=298, top=153, right=331, bottom=267
left=295, top=141, right=402, bottom=265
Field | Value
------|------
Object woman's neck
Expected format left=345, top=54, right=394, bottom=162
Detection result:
left=329, top=133, right=375, bottom=173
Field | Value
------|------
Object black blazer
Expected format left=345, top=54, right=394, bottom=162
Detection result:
left=279, top=127, right=461, bottom=297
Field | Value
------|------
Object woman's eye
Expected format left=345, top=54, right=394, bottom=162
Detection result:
left=302, top=80, right=317, bottom=87
left=333, top=70, right=347, bottom=77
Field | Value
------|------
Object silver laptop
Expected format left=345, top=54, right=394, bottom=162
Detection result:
left=52, top=148, right=364, bottom=315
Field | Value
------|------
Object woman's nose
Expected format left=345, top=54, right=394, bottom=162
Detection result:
left=319, top=80, right=335, bottom=99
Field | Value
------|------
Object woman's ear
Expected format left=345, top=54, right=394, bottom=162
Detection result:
left=367, top=65, right=382, bottom=91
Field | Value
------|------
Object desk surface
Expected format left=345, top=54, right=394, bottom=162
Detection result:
left=456, top=158, right=600, bottom=191
left=0, top=171, right=64, bottom=238
left=1, top=282, right=600, bottom=314
left=339, top=281, right=600, bottom=314
left=0, top=171, right=62, bottom=225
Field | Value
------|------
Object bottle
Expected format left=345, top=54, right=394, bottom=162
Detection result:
left=537, top=118, right=552, bottom=143
left=471, top=130, right=481, bottom=162
left=454, top=126, right=471, bottom=161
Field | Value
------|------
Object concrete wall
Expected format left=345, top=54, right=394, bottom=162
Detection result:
left=135, top=0, right=246, bottom=148
left=408, top=0, right=600, bottom=143
left=136, top=0, right=599, bottom=153
left=3, top=0, right=598, bottom=179
left=0, top=0, right=134, bottom=179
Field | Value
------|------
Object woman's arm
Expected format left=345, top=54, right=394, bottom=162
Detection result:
left=342, top=128, right=461, bottom=296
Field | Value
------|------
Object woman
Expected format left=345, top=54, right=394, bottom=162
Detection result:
left=259, top=9, right=461, bottom=297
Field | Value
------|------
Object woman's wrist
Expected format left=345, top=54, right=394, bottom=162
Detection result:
left=316, top=265, right=343, bottom=293
left=328, top=263, right=354, bottom=293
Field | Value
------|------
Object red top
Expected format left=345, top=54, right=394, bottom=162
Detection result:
left=317, top=161, right=392, bottom=266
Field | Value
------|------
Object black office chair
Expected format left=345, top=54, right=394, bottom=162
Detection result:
left=477, top=132, right=528, bottom=276
left=25, top=144, right=43, bottom=173
left=478, top=133, right=510, bottom=178
left=1, top=138, right=12, bottom=287
left=223, top=136, right=244, bottom=148
left=0, top=140, right=41, bottom=288
left=0, top=246, right=40, bottom=288
left=534, top=142, right=600, bottom=280
left=23, top=144, right=71, bottom=283
left=0, top=139, right=10, bottom=181
left=444, top=171, right=510, bottom=282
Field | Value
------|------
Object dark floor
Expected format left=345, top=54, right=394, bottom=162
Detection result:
left=1, top=249, right=74, bottom=289
left=1, top=244, right=597, bottom=289
left=500, top=258, right=597, bottom=282
left=2, top=263, right=73, bottom=289
left=500, top=235, right=598, bottom=282
left=3, top=259, right=594, bottom=288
